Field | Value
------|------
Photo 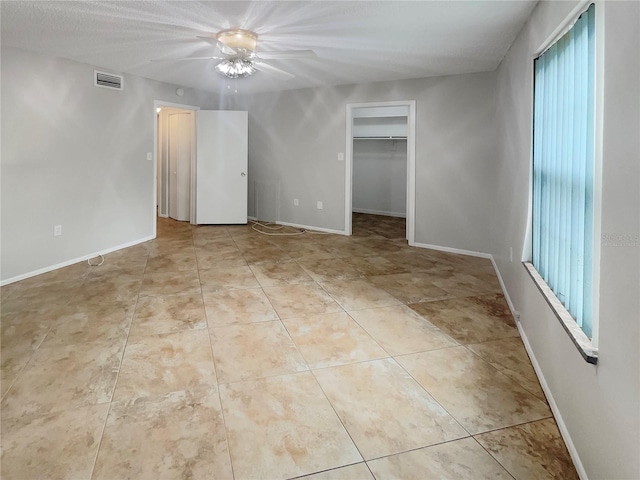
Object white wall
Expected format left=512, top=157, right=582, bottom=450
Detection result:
left=3, top=7, right=637, bottom=476
left=352, top=139, right=407, bottom=217
left=1, top=47, right=218, bottom=282
left=492, top=2, right=640, bottom=478
left=232, top=72, right=498, bottom=252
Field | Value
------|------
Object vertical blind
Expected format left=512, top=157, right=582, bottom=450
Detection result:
left=532, top=4, right=595, bottom=337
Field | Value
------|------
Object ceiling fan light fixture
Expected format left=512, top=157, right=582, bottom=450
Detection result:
left=215, top=58, right=256, bottom=78
left=216, top=29, right=257, bottom=53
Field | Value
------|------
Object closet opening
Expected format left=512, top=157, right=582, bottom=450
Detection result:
left=344, top=101, right=416, bottom=244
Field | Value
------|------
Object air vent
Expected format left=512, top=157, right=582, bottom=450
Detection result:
left=94, top=70, right=123, bottom=90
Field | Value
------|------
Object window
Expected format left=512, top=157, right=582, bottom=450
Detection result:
left=532, top=5, right=596, bottom=339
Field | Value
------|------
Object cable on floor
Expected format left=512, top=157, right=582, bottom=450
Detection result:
left=250, top=221, right=284, bottom=231
left=87, top=254, right=105, bottom=266
left=250, top=220, right=305, bottom=236
left=249, top=220, right=333, bottom=236
left=249, top=220, right=334, bottom=236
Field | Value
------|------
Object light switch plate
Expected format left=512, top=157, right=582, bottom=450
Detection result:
left=147, top=152, right=153, bottom=161
left=337, top=152, right=344, bottom=161
left=317, top=201, right=323, bottom=210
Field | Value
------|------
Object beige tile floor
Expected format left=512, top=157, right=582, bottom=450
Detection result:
left=0, top=214, right=579, bottom=479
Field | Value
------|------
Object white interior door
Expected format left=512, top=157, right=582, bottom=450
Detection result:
left=196, top=110, right=248, bottom=224
left=168, top=113, right=192, bottom=222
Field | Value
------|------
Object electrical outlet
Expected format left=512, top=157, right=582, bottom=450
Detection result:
left=294, top=198, right=299, bottom=206
left=510, top=247, right=513, bottom=262
left=316, top=201, right=323, bottom=210
left=54, top=225, right=62, bottom=236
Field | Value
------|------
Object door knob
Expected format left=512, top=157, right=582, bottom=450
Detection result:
left=240, top=172, right=246, bottom=177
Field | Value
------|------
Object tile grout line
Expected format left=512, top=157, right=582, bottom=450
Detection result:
left=387, top=348, right=474, bottom=438
left=0, top=341, right=42, bottom=403
left=472, top=433, right=523, bottom=480
left=87, top=250, right=148, bottom=479
left=4, top=217, right=574, bottom=478
left=2, top=266, right=101, bottom=407
left=265, top=276, right=372, bottom=476
left=468, top=436, right=518, bottom=480
left=303, top=358, right=370, bottom=470
left=472, top=416, right=556, bottom=437
left=198, top=225, right=238, bottom=480
left=273, top=242, right=499, bottom=464
left=359, top=435, right=512, bottom=469
left=390, top=341, right=553, bottom=441
left=461, top=341, right=551, bottom=403
left=283, top=461, right=370, bottom=480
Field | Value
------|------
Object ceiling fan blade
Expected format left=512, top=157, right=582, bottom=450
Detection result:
left=196, top=35, right=218, bottom=46
left=256, top=50, right=317, bottom=60
left=196, top=35, right=237, bottom=55
left=253, top=62, right=295, bottom=81
left=151, top=56, right=225, bottom=62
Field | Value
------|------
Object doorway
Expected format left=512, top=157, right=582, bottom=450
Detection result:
left=344, top=101, right=416, bottom=244
left=153, top=102, right=249, bottom=238
left=154, top=101, right=198, bottom=231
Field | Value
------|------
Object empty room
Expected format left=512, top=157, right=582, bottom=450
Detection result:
left=1, top=1, right=638, bottom=479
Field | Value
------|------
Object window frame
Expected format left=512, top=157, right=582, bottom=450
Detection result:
left=523, top=0, right=604, bottom=364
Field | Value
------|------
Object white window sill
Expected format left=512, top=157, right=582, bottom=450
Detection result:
left=523, top=262, right=598, bottom=365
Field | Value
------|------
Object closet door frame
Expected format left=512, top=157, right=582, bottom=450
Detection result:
left=344, top=100, right=416, bottom=245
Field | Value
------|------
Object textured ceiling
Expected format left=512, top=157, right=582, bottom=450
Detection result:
left=1, top=1, right=537, bottom=95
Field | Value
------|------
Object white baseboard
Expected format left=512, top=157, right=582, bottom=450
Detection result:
left=352, top=208, right=406, bottom=218
left=489, top=256, right=518, bottom=320
left=413, top=244, right=518, bottom=319
left=247, top=216, right=258, bottom=221
left=0, top=235, right=155, bottom=286
left=490, top=256, right=586, bottom=480
left=516, top=321, right=588, bottom=480
left=414, top=242, right=514, bottom=314
left=412, top=242, right=585, bottom=478
left=413, top=241, right=492, bottom=259
left=276, top=221, right=346, bottom=235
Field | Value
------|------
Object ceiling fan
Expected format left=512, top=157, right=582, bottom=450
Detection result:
left=152, top=29, right=316, bottom=80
